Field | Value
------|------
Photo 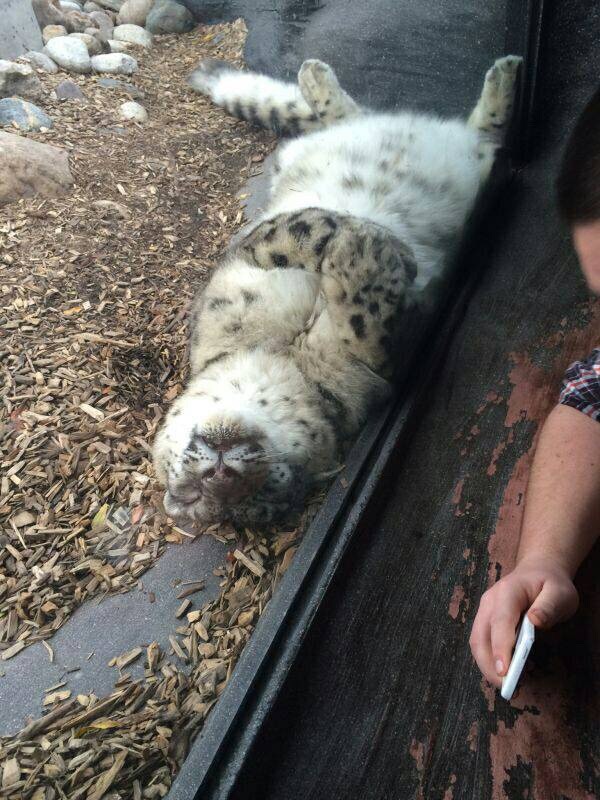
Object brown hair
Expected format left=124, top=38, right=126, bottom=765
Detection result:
left=556, top=87, right=600, bottom=225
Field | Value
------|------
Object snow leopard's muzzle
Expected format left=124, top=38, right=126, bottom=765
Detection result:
left=160, top=426, right=306, bottom=526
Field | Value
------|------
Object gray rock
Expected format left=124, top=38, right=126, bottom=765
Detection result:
left=146, top=0, right=194, bottom=34
left=23, top=51, right=59, bottom=73
left=107, top=39, right=132, bottom=52
left=119, top=99, right=147, bottom=120
left=32, top=0, right=65, bottom=30
left=42, top=24, right=67, bottom=43
left=112, top=23, right=152, bottom=47
left=45, top=35, right=92, bottom=72
left=0, top=132, right=72, bottom=206
left=59, top=0, right=83, bottom=11
left=91, top=52, right=137, bottom=74
left=83, top=1, right=102, bottom=10
left=97, top=76, right=144, bottom=98
left=88, top=10, right=114, bottom=40
left=94, top=0, right=124, bottom=10
left=116, top=0, right=154, bottom=26
left=69, top=31, right=104, bottom=54
left=63, top=9, right=93, bottom=32
left=0, top=98, right=52, bottom=131
left=1, top=0, right=44, bottom=61
left=0, top=60, right=43, bottom=101
left=54, top=78, right=87, bottom=99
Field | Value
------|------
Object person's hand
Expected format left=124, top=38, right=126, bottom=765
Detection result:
left=469, top=557, right=579, bottom=687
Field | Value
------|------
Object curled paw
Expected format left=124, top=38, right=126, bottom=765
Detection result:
left=298, top=59, right=341, bottom=106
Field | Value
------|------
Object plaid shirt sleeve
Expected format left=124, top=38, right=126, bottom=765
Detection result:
left=559, top=348, right=600, bottom=421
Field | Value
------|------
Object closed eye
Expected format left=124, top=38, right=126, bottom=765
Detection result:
left=253, top=451, right=295, bottom=463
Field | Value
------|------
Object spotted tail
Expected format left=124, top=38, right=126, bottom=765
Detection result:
left=187, top=59, right=322, bottom=136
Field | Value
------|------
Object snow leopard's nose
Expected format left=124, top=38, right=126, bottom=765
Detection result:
left=201, top=459, right=238, bottom=482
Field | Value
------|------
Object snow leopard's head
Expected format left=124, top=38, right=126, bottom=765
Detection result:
left=153, top=361, right=336, bottom=527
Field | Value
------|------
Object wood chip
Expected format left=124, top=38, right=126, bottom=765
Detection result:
left=233, top=549, right=265, bottom=577
left=115, top=647, right=143, bottom=670
left=175, top=599, right=191, bottom=618
left=1, top=757, right=20, bottom=789
left=176, top=580, right=205, bottom=598
left=1, top=642, right=26, bottom=661
left=43, top=690, right=71, bottom=706
left=79, top=403, right=105, bottom=421
left=88, top=751, right=127, bottom=800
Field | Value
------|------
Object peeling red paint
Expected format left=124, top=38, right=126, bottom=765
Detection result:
left=486, top=429, right=514, bottom=476
left=488, top=682, right=596, bottom=800
left=503, top=352, right=552, bottom=428
left=442, top=773, right=457, bottom=800
left=486, top=449, right=532, bottom=580
left=448, top=585, right=465, bottom=620
left=477, top=391, right=504, bottom=415
left=467, top=721, right=479, bottom=752
left=409, top=737, right=427, bottom=800
left=448, top=584, right=470, bottom=623
left=451, top=478, right=464, bottom=506
left=481, top=301, right=600, bottom=799
left=452, top=477, right=473, bottom=517
left=409, top=737, right=425, bottom=771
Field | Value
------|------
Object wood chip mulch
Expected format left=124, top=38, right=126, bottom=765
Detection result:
left=0, top=19, right=329, bottom=797
left=0, top=19, right=274, bottom=656
left=0, top=521, right=312, bottom=798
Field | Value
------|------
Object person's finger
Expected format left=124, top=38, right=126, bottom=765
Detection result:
left=528, top=578, right=579, bottom=629
left=489, top=593, right=523, bottom=679
left=470, top=600, right=502, bottom=687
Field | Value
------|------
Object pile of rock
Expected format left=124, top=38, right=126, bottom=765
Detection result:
left=0, top=60, right=50, bottom=131
left=0, top=0, right=198, bottom=206
left=27, top=0, right=197, bottom=79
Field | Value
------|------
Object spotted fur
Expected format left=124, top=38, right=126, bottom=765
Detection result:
left=154, top=56, right=521, bottom=527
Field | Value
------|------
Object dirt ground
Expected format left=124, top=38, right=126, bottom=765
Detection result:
left=0, top=20, right=315, bottom=798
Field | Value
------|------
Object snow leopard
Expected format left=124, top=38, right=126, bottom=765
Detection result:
left=153, top=55, right=521, bottom=527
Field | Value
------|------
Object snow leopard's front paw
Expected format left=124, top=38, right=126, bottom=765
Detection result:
left=298, top=59, right=359, bottom=121
left=187, top=58, right=238, bottom=95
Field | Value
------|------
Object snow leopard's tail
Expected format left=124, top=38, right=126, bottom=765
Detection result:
left=187, top=59, right=323, bottom=136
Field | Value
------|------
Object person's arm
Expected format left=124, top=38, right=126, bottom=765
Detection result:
left=470, top=402, right=600, bottom=687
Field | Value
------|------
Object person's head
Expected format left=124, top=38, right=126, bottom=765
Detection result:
left=556, top=87, right=600, bottom=293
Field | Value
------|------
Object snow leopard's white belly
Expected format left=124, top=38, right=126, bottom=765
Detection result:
left=267, top=113, right=489, bottom=290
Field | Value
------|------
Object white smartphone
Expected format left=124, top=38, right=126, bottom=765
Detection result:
left=500, top=615, right=535, bottom=701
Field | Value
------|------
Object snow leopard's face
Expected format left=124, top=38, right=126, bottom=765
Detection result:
left=153, top=388, right=316, bottom=527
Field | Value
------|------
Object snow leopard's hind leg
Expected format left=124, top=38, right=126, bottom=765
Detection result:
left=235, top=208, right=417, bottom=378
left=297, top=59, right=361, bottom=124
left=468, top=55, right=522, bottom=144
